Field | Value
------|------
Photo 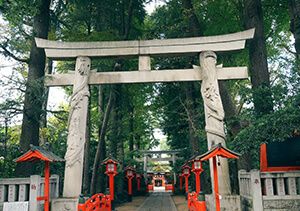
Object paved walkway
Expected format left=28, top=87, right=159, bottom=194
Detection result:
left=137, top=192, right=177, bottom=211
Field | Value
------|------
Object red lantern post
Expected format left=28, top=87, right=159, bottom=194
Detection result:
left=182, top=164, right=191, bottom=194
left=136, top=174, right=142, bottom=191
left=102, top=157, right=118, bottom=200
left=191, top=159, right=203, bottom=194
left=199, top=143, right=240, bottom=211
left=14, top=146, right=64, bottom=211
left=125, top=166, right=135, bottom=200
left=179, top=173, right=183, bottom=191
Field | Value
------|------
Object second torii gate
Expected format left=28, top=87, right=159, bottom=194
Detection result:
left=141, top=149, right=182, bottom=185
left=35, top=28, right=254, bottom=208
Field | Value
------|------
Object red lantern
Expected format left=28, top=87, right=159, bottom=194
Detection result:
left=102, top=158, right=119, bottom=200
left=181, top=164, right=191, bottom=193
left=136, top=173, right=142, bottom=191
left=191, top=159, right=203, bottom=194
left=179, top=173, right=183, bottom=191
left=199, top=143, right=240, bottom=211
left=125, top=166, right=135, bottom=196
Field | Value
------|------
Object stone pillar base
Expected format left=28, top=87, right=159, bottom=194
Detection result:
left=205, top=194, right=241, bottom=211
left=51, top=198, right=78, bottom=211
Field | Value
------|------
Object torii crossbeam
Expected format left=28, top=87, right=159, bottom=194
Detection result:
left=35, top=29, right=254, bottom=207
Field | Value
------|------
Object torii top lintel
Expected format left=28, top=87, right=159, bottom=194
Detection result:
left=35, top=29, right=255, bottom=59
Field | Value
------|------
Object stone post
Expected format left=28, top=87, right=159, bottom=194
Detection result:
left=265, top=178, right=274, bottom=196
left=52, top=174, right=59, bottom=198
left=287, top=177, right=297, bottom=195
left=18, top=185, right=27, bottom=202
left=8, top=185, right=16, bottom=202
left=144, top=155, right=148, bottom=183
left=0, top=184, right=5, bottom=203
left=276, top=178, right=285, bottom=195
left=199, top=51, right=231, bottom=194
left=29, top=175, right=41, bottom=211
left=250, top=170, right=263, bottom=211
left=172, top=154, right=177, bottom=185
left=63, top=56, right=91, bottom=197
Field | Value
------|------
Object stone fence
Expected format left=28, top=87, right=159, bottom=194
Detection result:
left=239, top=170, right=300, bottom=211
left=0, top=175, right=59, bottom=211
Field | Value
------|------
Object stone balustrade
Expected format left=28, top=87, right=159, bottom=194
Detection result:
left=0, top=175, right=59, bottom=211
left=239, top=170, right=300, bottom=211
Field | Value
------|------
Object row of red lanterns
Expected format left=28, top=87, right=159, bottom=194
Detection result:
left=103, top=158, right=143, bottom=202
left=179, top=158, right=203, bottom=195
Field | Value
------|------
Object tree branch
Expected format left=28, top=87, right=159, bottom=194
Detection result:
left=0, top=44, right=29, bottom=63
left=278, top=43, right=297, bottom=56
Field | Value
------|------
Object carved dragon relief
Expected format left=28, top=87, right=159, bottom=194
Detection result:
left=65, top=58, right=90, bottom=167
left=199, top=51, right=226, bottom=141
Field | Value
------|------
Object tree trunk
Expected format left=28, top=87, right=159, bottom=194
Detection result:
left=218, top=82, right=242, bottom=138
left=16, top=0, right=51, bottom=176
left=243, top=0, right=273, bottom=115
left=129, top=103, right=134, bottom=159
left=82, top=89, right=91, bottom=195
left=124, top=0, right=134, bottom=40
left=289, top=0, right=300, bottom=57
left=90, top=84, right=115, bottom=194
left=180, top=0, right=203, bottom=155
left=181, top=0, right=204, bottom=36
left=40, top=59, right=53, bottom=146
left=183, top=83, right=200, bottom=154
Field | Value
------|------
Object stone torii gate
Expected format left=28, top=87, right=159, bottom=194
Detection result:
left=141, top=149, right=182, bottom=184
left=35, top=28, right=254, bottom=208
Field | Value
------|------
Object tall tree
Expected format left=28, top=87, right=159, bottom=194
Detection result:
left=243, top=0, right=273, bottom=115
left=0, top=0, right=52, bottom=176
left=20, top=0, right=51, bottom=151
left=289, top=0, right=300, bottom=57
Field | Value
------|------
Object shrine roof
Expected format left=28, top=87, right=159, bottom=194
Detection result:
left=124, top=166, right=135, bottom=171
left=14, top=145, right=64, bottom=163
left=181, top=162, right=191, bottom=169
left=195, top=143, right=240, bottom=161
left=102, top=156, right=119, bottom=165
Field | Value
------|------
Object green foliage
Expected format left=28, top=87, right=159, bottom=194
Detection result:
left=232, top=100, right=300, bottom=168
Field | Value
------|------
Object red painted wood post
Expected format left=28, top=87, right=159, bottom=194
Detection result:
left=128, top=178, right=133, bottom=195
left=184, top=176, right=189, bottom=193
left=179, top=175, right=183, bottom=191
left=195, top=172, right=201, bottom=194
left=109, top=174, right=115, bottom=200
left=137, top=177, right=141, bottom=191
left=213, top=157, right=220, bottom=211
left=44, top=161, right=50, bottom=211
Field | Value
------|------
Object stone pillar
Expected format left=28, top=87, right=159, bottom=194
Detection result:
left=8, top=185, right=16, bottom=202
left=29, top=175, right=41, bottom=211
left=276, top=178, right=285, bottom=195
left=172, top=154, right=176, bottom=184
left=63, top=57, right=91, bottom=197
left=265, top=178, right=274, bottom=196
left=199, top=51, right=231, bottom=194
left=287, top=177, right=297, bottom=195
left=250, top=170, right=263, bottom=211
left=144, top=155, right=148, bottom=183
left=0, top=184, right=5, bottom=203
left=139, top=56, right=151, bottom=71
left=52, top=174, right=59, bottom=198
left=18, top=185, right=27, bottom=202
